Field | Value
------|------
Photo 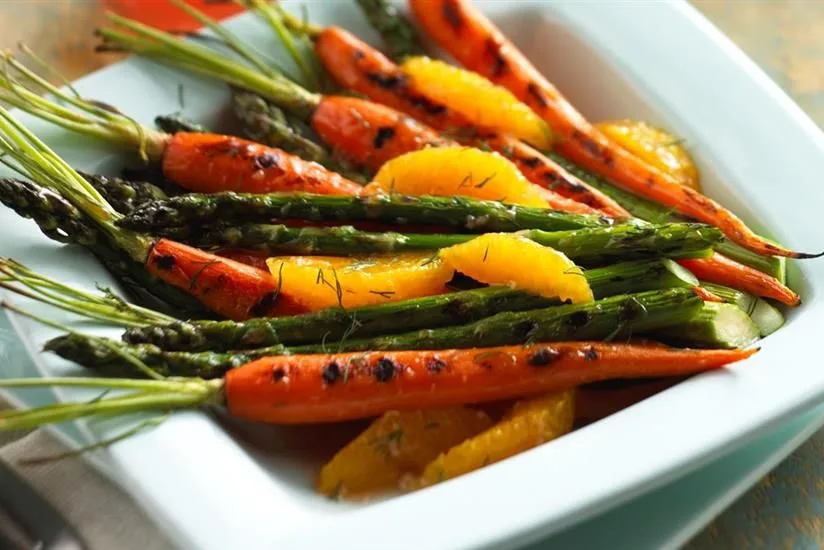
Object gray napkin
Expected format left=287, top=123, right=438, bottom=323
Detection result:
left=0, top=416, right=176, bottom=550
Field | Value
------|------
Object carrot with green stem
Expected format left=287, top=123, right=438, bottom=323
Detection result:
left=680, top=254, right=801, bottom=307
left=0, top=52, right=361, bottom=196
left=0, top=341, right=756, bottom=429
left=94, top=9, right=601, bottom=215
left=0, top=105, right=304, bottom=320
left=408, top=0, right=821, bottom=259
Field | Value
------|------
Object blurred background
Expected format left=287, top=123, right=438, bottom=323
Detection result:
left=0, top=1, right=822, bottom=549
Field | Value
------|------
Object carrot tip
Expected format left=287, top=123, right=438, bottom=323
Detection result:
left=793, top=249, right=824, bottom=259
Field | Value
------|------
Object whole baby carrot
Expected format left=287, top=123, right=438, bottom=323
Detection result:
left=679, top=254, right=801, bottom=306
left=0, top=343, right=756, bottom=430
left=224, top=342, right=756, bottom=423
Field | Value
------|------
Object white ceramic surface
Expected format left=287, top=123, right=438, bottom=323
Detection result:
left=531, top=403, right=824, bottom=550
left=2, top=2, right=824, bottom=549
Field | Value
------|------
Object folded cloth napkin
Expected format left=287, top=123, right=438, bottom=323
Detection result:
left=0, top=402, right=176, bottom=550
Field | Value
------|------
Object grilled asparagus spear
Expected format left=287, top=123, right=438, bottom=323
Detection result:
left=159, top=222, right=722, bottom=265
left=119, top=191, right=616, bottom=232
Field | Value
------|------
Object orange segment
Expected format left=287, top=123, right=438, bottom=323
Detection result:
left=597, top=120, right=700, bottom=190
left=419, top=391, right=575, bottom=487
left=439, top=233, right=594, bottom=304
left=318, top=407, right=493, bottom=499
left=401, top=56, right=552, bottom=149
left=266, top=254, right=453, bottom=311
left=364, top=146, right=549, bottom=207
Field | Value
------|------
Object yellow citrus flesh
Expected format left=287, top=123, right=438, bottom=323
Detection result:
left=265, top=253, right=453, bottom=311
left=419, top=391, right=575, bottom=487
left=401, top=57, right=552, bottom=149
left=364, top=146, right=549, bottom=207
left=318, top=408, right=493, bottom=499
left=597, top=120, right=700, bottom=190
left=439, top=233, right=594, bottom=304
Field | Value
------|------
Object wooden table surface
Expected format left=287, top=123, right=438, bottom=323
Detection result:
left=2, top=1, right=823, bottom=548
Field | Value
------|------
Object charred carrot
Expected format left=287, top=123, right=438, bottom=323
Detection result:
left=312, top=26, right=628, bottom=216
left=408, top=0, right=820, bottom=258
left=679, top=254, right=801, bottom=306
left=0, top=53, right=362, bottom=197
left=162, top=132, right=362, bottom=195
left=224, top=343, right=756, bottom=424
left=309, top=95, right=446, bottom=171
left=147, top=239, right=306, bottom=320
left=0, top=343, right=756, bottom=431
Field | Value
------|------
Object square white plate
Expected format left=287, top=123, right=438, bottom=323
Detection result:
left=2, top=1, right=824, bottom=549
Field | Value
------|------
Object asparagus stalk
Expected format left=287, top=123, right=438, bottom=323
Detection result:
left=119, top=191, right=615, bottom=233
left=44, top=335, right=286, bottom=378
left=547, top=152, right=787, bottom=281
left=50, top=288, right=703, bottom=378
left=161, top=222, right=722, bottom=265
left=652, top=303, right=760, bottom=349
left=354, top=0, right=426, bottom=60
left=0, top=177, right=99, bottom=246
left=154, top=114, right=209, bottom=134
left=124, top=259, right=697, bottom=351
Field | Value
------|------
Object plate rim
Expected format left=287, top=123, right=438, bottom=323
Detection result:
left=1, top=1, right=824, bottom=549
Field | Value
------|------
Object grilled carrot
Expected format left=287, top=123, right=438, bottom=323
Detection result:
left=147, top=239, right=307, bottom=320
left=679, top=255, right=801, bottom=306
left=408, top=0, right=819, bottom=258
left=162, top=132, right=363, bottom=196
left=225, top=343, right=756, bottom=424
left=313, top=26, right=627, bottom=216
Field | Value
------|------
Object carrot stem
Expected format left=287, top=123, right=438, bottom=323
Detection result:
left=99, top=13, right=320, bottom=120
left=0, top=379, right=222, bottom=432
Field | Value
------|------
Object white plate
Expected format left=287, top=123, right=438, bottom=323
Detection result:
left=2, top=1, right=824, bottom=549
left=531, top=404, right=824, bottom=550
